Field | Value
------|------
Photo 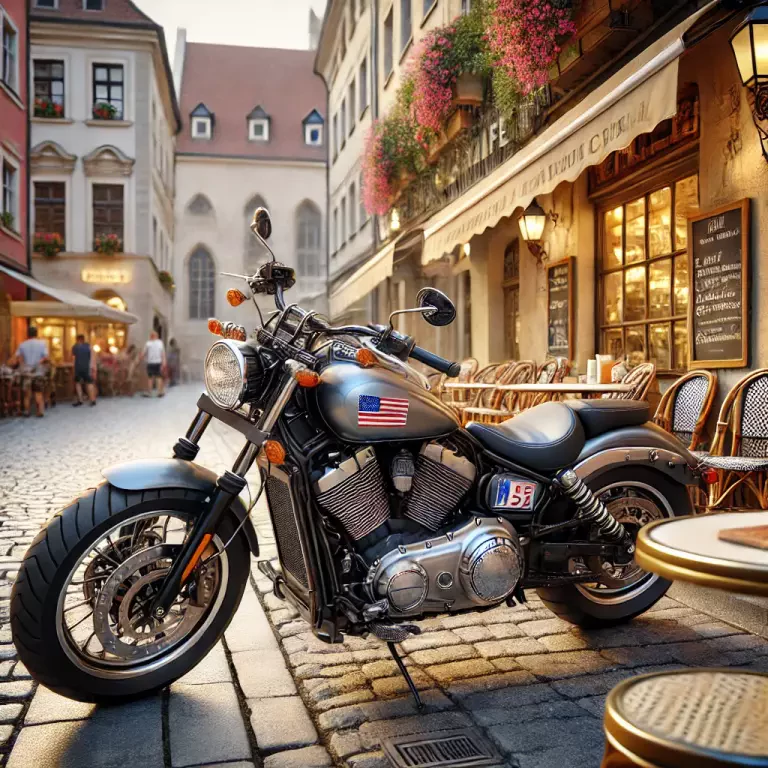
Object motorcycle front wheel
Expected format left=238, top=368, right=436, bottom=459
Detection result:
left=11, top=484, right=249, bottom=703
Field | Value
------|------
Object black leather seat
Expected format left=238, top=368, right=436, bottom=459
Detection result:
left=564, top=399, right=649, bottom=439
left=466, top=402, right=585, bottom=472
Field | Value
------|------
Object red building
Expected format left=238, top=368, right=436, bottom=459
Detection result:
left=0, top=0, right=28, bottom=359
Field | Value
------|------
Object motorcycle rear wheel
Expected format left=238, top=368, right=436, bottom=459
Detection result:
left=536, top=467, right=692, bottom=628
left=11, top=483, right=249, bottom=703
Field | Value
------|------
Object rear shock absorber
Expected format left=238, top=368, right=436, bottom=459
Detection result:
left=556, top=469, right=634, bottom=553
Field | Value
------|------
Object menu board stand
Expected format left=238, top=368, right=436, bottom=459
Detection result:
left=546, top=257, right=574, bottom=360
left=687, top=199, right=750, bottom=370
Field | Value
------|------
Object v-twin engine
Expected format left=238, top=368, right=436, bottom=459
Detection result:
left=367, top=517, right=523, bottom=616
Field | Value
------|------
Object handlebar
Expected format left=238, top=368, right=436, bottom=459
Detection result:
left=408, top=345, right=461, bottom=377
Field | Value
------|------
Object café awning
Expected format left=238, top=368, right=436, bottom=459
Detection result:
left=1, top=265, right=138, bottom=324
left=421, top=4, right=715, bottom=265
left=328, top=241, right=396, bottom=319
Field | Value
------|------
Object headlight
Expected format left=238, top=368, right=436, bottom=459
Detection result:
left=204, top=339, right=264, bottom=410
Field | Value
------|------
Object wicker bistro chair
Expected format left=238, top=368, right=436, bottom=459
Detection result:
left=439, top=357, right=478, bottom=415
left=653, top=370, right=718, bottom=451
left=529, top=357, right=572, bottom=408
left=604, top=362, right=657, bottom=401
left=462, top=361, right=537, bottom=425
left=601, top=668, right=768, bottom=767
left=699, top=368, right=768, bottom=512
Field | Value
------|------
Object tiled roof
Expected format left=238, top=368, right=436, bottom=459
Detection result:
left=177, top=43, right=326, bottom=162
left=30, top=0, right=156, bottom=26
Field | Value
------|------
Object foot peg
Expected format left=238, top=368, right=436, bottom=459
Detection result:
left=257, top=560, right=285, bottom=600
left=368, top=621, right=421, bottom=643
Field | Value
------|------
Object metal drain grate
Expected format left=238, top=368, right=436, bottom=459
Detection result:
left=381, top=728, right=502, bottom=768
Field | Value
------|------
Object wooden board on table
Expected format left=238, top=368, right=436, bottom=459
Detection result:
left=718, top=524, right=768, bottom=550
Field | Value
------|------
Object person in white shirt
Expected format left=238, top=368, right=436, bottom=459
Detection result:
left=11, top=327, right=49, bottom=417
left=140, top=331, right=166, bottom=398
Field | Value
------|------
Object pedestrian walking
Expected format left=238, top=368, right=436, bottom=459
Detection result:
left=167, top=338, right=180, bottom=387
left=10, top=327, right=49, bottom=418
left=71, top=334, right=97, bottom=407
left=141, top=331, right=166, bottom=398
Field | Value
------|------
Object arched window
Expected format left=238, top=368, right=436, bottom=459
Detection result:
left=296, top=200, right=322, bottom=277
left=188, top=247, right=215, bottom=319
left=187, top=194, right=214, bottom=216
left=244, top=195, right=268, bottom=270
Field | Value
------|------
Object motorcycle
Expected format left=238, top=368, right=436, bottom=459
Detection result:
left=11, top=208, right=701, bottom=705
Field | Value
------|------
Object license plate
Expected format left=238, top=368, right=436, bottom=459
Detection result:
left=494, top=478, right=537, bottom=510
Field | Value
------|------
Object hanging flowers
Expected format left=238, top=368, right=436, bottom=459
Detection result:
left=33, top=232, right=65, bottom=257
left=487, top=0, right=576, bottom=95
left=94, top=233, right=123, bottom=255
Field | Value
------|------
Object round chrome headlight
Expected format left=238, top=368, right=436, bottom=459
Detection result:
left=204, top=339, right=263, bottom=410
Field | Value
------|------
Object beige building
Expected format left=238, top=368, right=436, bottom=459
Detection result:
left=172, top=31, right=327, bottom=376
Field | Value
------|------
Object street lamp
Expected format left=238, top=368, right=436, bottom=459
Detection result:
left=519, top=198, right=555, bottom=264
left=730, top=5, right=768, bottom=160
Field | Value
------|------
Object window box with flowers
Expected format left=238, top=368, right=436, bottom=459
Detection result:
left=0, top=211, right=14, bottom=231
left=158, top=270, right=175, bottom=295
left=92, top=102, right=119, bottom=121
left=33, top=232, right=64, bottom=257
left=94, top=233, right=122, bottom=255
left=34, top=98, right=64, bottom=119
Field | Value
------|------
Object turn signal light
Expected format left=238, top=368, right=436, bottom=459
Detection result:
left=356, top=348, right=377, bottom=368
left=227, top=289, right=249, bottom=307
left=208, top=318, right=223, bottom=336
left=264, top=439, right=286, bottom=465
left=701, top=467, right=719, bottom=485
left=294, top=369, right=321, bottom=388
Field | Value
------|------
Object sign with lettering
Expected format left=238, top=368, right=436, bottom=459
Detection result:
left=81, top=267, right=132, bottom=285
left=687, top=199, right=750, bottom=369
left=546, top=257, right=574, bottom=359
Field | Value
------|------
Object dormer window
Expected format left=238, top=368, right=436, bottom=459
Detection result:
left=190, top=103, right=213, bottom=140
left=303, top=109, right=324, bottom=147
left=84, top=0, right=103, bottom=9
left=248, top=105, right=270, bottom=142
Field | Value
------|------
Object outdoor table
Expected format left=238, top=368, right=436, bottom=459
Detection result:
left=636, top=511, right=768, bottom=597
left=443, top=382, right=633, bottom=394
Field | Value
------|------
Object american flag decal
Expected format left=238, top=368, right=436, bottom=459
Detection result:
left=358, top=395, right=409, bottom=427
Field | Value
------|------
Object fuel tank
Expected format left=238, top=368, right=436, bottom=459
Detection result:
left=315, top=363, right=460, bottom=443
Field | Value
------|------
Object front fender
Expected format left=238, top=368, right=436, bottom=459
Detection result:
left=573, top=423, right=700, bottom=486
left=102, top=458, right=259, bottom=555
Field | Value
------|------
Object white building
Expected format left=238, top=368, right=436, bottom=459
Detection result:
left=172, top=30, right=327, bottom=375
left=28, top=0, right=179, bottom=358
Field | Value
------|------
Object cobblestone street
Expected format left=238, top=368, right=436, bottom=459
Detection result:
left=0, top=386, right=767, bottom=768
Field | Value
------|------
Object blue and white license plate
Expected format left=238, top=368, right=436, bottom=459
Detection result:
left=493, top=477, right=538, bottom=511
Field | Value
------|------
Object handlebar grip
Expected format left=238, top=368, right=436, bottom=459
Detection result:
left=409, top=345, right=461, bottom=377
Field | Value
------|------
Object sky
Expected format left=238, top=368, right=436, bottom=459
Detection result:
left=133, top=0, right=328, bottom=62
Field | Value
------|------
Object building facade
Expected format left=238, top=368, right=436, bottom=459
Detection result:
left=172, top=33, right=327, bottom=376
left=0, top=0, right=29, bottom=360
left=27, top=0, right=179, bottom=360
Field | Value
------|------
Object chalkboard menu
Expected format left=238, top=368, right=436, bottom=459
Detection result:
left=546, top=257, right=574, bottom=359
left=688, top=199, right=750, bottom=369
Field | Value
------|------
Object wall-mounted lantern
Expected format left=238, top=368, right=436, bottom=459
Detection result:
left=518, top=198, right=557, bottom=264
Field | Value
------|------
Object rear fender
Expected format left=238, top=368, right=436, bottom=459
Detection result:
left=573, top=423, right=699, bottom=487
left=102, top=458, right=259, bottom=555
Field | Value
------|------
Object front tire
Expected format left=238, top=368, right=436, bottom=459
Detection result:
left=11, top=484, right=249, bottom=703
left=536, top=467, right=692, bottom=628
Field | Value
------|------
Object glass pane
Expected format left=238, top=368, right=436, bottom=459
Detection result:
left=649, top=258, right=671, bottom=319
left=603, top=329, right=623, bottom=361
left=624, top=266, right=646, bottom=321
left=625, top=197, right=645, bottom=263
left=51, top=81, right=63, bottom=96
left=674, top=254, right=689, bottom=316
left=673, top=321, right=689, bottom=370
left=95, top=85, right=108, bottom=99
left=112, top=86, right=123, bottom=100
left=602, top=271, right=622, bottom=324
left=626, top=326, right=646, bottom=368
left=52, top=62, right=64, bottom=78
left=603, top=207, right=623, bottom=268
left=110, top=67, right=123, bottom=82
left=95, top=67, right=108, bottom=81
left=35, top=61, right=50, bottom=77
left=649, top=323, right=671, bottom=370
left=675, top=175, right=699, bottom=250
left=648, top=186, right=672, bottom=256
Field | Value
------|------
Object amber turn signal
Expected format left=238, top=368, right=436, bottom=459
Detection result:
left=208, top=318, right=223, bottom=336
left=230, top=326, right=247, bottom=342
left=264, top=439, right=286, bottom=465
left=227, top=289, right=249, bottom=307
left=356, top=348, right=377, bottom=368
left=294, top=369, right=321, bottom=388
left=701, top=467, right=719, bottom=485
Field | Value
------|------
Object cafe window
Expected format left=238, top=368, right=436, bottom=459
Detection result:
left=599, top=173, right=699, bottom=372
left=92, top=63, right=124, bottom=119
left=92, top=183, right=124, bottom=243
left=503, top=239, right=520, bottom=360
left=34, top=182, right=66, bottom=244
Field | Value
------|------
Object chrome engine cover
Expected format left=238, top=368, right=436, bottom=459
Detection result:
left=368, top=517, right=523, bottom=616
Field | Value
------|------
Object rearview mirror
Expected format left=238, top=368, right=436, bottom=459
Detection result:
left=417, top=287, right=456, bottom=327
left=250, top=207, right=272, bottom=241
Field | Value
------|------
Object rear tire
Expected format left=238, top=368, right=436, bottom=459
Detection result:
left=11, top=483, right=249, bottom=703
left=536, top=467, right=692, bottom=628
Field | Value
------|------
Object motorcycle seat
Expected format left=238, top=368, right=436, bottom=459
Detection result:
left=466, top=402, right=586, bottom=472
left=564, top=399, right=649, bottom=439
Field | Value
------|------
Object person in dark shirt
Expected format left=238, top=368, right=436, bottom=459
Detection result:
left=72, top=335, right=97, bottom=407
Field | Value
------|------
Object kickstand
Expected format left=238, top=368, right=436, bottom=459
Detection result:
left=387, top=642, right=423, bottom=711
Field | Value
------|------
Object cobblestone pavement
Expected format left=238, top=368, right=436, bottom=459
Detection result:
left=1, top=386, right=767, bottom=768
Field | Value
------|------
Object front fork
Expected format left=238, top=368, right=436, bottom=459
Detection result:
left=149, top=367, right=300, bottom=619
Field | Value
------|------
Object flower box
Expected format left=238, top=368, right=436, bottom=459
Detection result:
left=453, top=74, right=483, bottom=107
left=33, top=232, right=64, bottom=257
left=34, top=98, right=64, bottom=119
left=427, top=109, right=473, bottom=164
left=0, top=212, right=13, bottom=231
left=94, top=234, right=123, bottom=255
left=158, top=270, right=175, bottom=294
left=92, top=102, right=119, bottom=121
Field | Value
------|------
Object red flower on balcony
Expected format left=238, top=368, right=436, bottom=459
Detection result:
left=34, top=98, right=64, bottom=119
left=94, top=233, right=123, bottom=255
left=92, top=102, right=119, bottom=121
